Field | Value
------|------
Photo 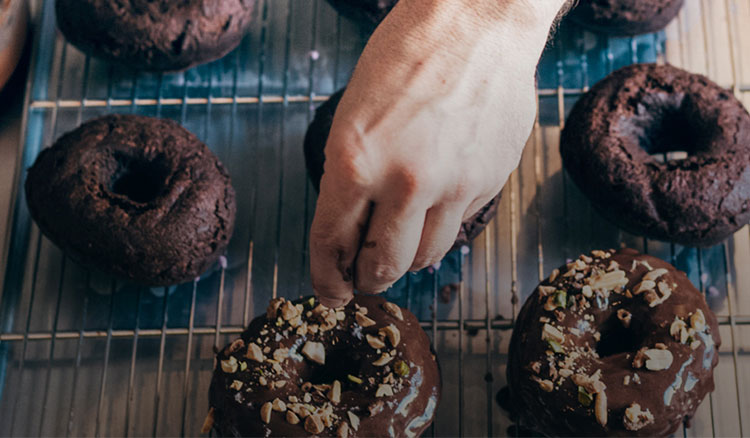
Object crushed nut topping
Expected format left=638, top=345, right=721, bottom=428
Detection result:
left=260, top=402, right=273, bottom=424
left=355, top=312, right=376, bottom=327
left=633, top=280, right=655, bottom=295
left=301, top=341, right=325, bottom=365
left=617, top=309, right=632, bottom=328
left=588, top=269, right=628, bottom=291
left=691, top=309, right=706, bottom=332
left=644, top=348, right=673, bottom=371
left=375, top=383, right=394, bottom=397
left=266, top=298, right=284, bottom=320
left=366, top=334, right=386, bottom=349
left=272, top=398, right=287, bottom=412
left=229, top=380, right=243, bottom=391
left=286, top=410, right=300, bottom=425
left=347, top=411, right=360, bottom=430
left=328, top=380, right=341, bottom=404
left=372, top=353, right=394, bottom=366
left=304, top=414, right=325, bottom=434
left=623, top=403, right=654, bottom=431
left=336, top=422, right=349, bottom=438
left=380, top=324, right=401, bottom=347
left=541, top=323, right=564, bottom=344
left=383, top=302, right=404, bottom=321
left=246, top=343, right=265, bottom=363
left=220, top=357, right=238, bottom=373
left=595, top=392, right=608, bottom=427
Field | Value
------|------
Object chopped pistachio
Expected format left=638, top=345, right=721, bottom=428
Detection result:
left=547, top=339, right=564, bottom=354
left=554, top=290, right=567, bottom=309
left=239, top=361, right=247, bottom=372
left=347, top=374, right=363, bottom=384
left=394, top=360, right=410, bottom=377
left=578, top=385, right=593, bottom=407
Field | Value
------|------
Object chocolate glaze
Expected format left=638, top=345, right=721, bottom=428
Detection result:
left=55, top=0, right=255, bottom=72
left=208, top=294, right=441, bottom=437
left=303, top=89, right=501, bottom=251
left=25, top=114, right=236, bottom=286
left=507, top=248, right=720, bottom=437
left=568, top=0, right=684, bottom=36
left=561, top=64, right=750, bottom=247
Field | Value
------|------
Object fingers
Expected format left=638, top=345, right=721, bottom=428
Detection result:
left=354, top=197, right=427, bottom=294
left=410, top=203, right=467, bottom=271
left=309, top=171, right=371, bottom=308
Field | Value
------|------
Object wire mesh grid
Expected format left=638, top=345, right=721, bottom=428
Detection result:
left=0, top=0, right=748, bottom=436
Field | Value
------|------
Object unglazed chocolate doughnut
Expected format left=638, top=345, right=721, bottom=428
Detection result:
left=508, top=248, right=720, bottom=436
left=25, top=114, right=236, bottom=286
left=325, top=0, right=397, bottom=26
left=206, top=294, right=440, bottom=437
left=55, top=0, right=255, bottom=71
left=568, top=0, right=684, bottom=36
left=303, top=89, right=501, bottom=251
left=561, top=64, right=750, bottom=247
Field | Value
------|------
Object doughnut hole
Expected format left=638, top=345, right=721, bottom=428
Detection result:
left=110, top=152, right=170, bottom=203
left=305, top=346, right=364, bottom=386
left=619, top=92, right=718, bottom=160
left=595, top=310, right=648, bottom=358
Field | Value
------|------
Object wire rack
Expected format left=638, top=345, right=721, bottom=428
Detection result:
left=0, top=0, right=749, bottom=436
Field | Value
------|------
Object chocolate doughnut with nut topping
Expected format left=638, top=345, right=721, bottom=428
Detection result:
left=206, top=295, right=441, bottom=437
left=507, top=248, right=720, bottom=436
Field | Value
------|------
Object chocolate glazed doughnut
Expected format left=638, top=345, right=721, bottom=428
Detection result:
left=508, top=249, right=720, bottom=436
left=304, top=89, right=501, bottom=251
left=25, top=114, right=236, bottom=286
left=561, top=64, right=750, bottom=247
left=55, top=0, right=255, bottom=71
left=568, top=0, right=684, bottom=36
left=206, top=294, right=441, bottom=437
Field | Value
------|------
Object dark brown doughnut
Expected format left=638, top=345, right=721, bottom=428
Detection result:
left=560, top=64, right=750, bottom=247
left=508, top=248, right=720, bottom=436
left=568, top=0, right=684, bottom=36
left=207, top=294, right=441, bottom=437
left=24, top=114, right=236, bottom=286
left=55, top=0, right=255, bottom=71
left=303, top=89, right=501, bottom=251
left=324, top=0, right=397, bottom=27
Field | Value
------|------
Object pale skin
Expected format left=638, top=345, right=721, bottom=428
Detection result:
left=311, top=0, right=571, bottom=307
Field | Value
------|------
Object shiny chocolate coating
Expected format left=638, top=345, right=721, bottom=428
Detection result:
left=208, top=294, right=441, bottom=437
left=508, top=248, right=720, bottom=436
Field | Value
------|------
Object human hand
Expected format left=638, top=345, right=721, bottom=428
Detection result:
left=310, top=0, right=569, bottom=307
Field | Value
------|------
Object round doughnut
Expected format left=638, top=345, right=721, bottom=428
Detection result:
left=206, top=294, right=441, bottom=437
left=507, top=248, right=720, bottom=436
left=325, top=0, right=397, bottom=26
left=55, top=0, right=255, bottom=71
left=560, top=64, right=750, bottom=247
left=303, top=88, right=502, bottom=251
left=24, top=114, right=236, bottom=286
left=568, top=0, right=684, bottom=36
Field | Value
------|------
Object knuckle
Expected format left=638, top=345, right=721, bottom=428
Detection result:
left=357, top=261, right=403, bottom=292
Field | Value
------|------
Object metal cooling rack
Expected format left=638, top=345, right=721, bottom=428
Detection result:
left=0, top=0, right=748, bottom=436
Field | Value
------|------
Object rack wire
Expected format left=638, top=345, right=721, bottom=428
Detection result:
left=0, top=0, right=748, bottom=436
